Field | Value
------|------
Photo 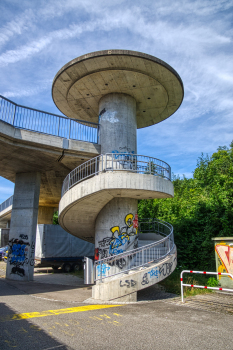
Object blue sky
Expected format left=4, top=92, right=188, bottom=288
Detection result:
left=0, top=0, right=233, bottom=203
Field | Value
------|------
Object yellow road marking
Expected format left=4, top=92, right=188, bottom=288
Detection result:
left=0, top=305, right=122, bottom=322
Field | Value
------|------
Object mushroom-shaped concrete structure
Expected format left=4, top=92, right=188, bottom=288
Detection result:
left=52, top=50, right=183, bottom=128
left=54, top=51, right=183, bottom=298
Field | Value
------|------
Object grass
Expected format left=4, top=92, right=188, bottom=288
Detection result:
left=158, top=268, right=219, bottom=298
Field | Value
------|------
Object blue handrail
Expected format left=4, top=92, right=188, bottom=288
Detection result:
left=0, top=95, right=99, bottom=144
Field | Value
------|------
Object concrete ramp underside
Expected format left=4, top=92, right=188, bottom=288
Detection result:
left=59, top=172, right=174, bottom=242
left=0, top=119, right=100, bottom=207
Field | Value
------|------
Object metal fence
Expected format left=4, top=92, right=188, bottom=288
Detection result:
left=61, top=153, right=171, bottom=196
left=94, top=218, right=174, bottom=282
left=0, top=95, right=99, bottom=143
left=180, top=270, right=233, bottom=302
left=0, top=195, right=13, bottom=213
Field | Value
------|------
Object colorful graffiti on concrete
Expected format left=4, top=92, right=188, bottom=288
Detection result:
left=215, top=242, right=233, bottom=278
left=8, top=237, right=33, bottom=277
left=97, top=213, right=138, bottom=259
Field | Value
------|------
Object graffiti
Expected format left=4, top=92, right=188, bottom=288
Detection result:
left=98, top=237, right=112, bottom=248
left=148, top=267, right=160, bottom=278
left=99, top=248, right=109, bottom=260
left=97, top=264, right=111, bottom=277
left=11, top=266, right=25, bottom=277
left=120, top=279, right=137, bottom=288
left=99, top=108, right=106, bottom=117
left=115, top=258, right=126, bottom=269
left=215, top=242, right=233, bottom=279
left=159, top=262, right=173, bottom=277
left=29, top=241, right=35, bottom=266
left=19, top=234, right=28, bottom=240
left=141, top=273, right=149, bottom=285
left=8, top=237, right=31, bottom=277
left=8, top=238, right=30, bottom=266
left=97, top=212, right=138, bottom=261
left=112, top=148, right=135, bottom=159
left=109, top=213, right=138, bottom=255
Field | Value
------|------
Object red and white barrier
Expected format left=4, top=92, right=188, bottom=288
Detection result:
left=180, top=270, right=233, bottom=302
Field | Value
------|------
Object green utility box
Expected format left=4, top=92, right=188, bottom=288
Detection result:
left=212, top=237, right=233, bottom=288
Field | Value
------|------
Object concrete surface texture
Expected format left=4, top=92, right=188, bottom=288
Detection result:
left=99, top=93, right=137, bottom=155
left=1, top=265, right=233, bottom=350
left=59, top=171, right=173, bottom=242
left=92, top=246, right=177, bottom=301
left=0, top=119, right=100, bottom=209
left=6, top=172, right=41, bottom=281
left=52, top=49, right=184, bottom=127
left=95, top=197, right=138, bottom=259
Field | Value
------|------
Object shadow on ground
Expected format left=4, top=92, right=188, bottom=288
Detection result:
left=0, top=303, right=71, bottom=350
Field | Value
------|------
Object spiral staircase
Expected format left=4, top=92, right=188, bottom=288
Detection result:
left=59, top=153, right=177, bottom=301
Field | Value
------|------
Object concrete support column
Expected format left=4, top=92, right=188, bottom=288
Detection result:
left=6, top=172, right=41, bottom=281
left=95, top=197, right=138, bottom=260
left=99, top=93, right=137, bottom=155
left=95, top=93, right=138, bottom=267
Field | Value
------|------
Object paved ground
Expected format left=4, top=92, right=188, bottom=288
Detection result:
left=1, top=262, right=233, bottom=350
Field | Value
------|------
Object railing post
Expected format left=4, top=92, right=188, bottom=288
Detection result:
left=12, top=105, right=17, bottom=126
left=100, top=262, right=102, bottom=283
left=68, top=173, right=71, bottom=191
left=69, top=119, right=71, bottom=139
left=57, top=116, right=60, bottom=137
left=181, top=272, right=184, bottom=302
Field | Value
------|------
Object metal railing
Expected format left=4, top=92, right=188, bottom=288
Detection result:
left=61, top=153, right=171, bottom=196
left=94, top=218, right=174, bottom=282
left=0, top=195, right=13, bottom=213
left=0, top=95, right=99, bottom=143
left=180, top=270, right=233, bottom=302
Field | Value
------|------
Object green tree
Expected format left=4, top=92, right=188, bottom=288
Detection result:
left=138, top=143, right=233, bottom=270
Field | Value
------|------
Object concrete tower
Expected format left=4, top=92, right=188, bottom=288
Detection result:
left=53, top=50, right=183, bottom=265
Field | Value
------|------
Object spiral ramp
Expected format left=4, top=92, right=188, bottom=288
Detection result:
left=59, top=156, right=177, bottom=302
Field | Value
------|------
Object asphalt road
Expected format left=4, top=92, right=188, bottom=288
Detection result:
left=1, top=274, right=233, bottom=350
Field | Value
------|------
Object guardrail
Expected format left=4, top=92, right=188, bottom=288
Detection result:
left=180, top=270, right=233, bottom=302
left=61, top=153, right=171, bottom=196
left=94, top=218, right=174, bottom=282
left=0, top=95, right=99, bottom=143
left=0, top=195, right=13, bottom=213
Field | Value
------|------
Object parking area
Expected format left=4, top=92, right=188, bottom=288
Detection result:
left=0, top=262, right=233, bottom=350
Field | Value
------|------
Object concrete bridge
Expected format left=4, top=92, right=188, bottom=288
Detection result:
left=0, top=49, right=183, bottom=301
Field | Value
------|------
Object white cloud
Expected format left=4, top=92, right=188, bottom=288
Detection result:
left=0, top=0, right=232, bottom=180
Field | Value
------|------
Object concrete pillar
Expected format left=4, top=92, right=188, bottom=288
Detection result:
left=6, top=172, right=41, bottom=281
left=95, top=93, right=139, bottom=268
left=95, top=198, right=138, bottom=259
left=38, top=206, right=55, bottom=224
left=99, top=93, right=137, bottom=155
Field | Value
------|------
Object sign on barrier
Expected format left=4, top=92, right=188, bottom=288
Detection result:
left=180, top=270, right=233, bottom=302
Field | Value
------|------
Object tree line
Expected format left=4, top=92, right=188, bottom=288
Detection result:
left=138, top=143, right=233, bottom=270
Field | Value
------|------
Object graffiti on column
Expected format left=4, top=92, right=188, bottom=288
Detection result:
left=111, top=148, right=136, bottom=170
left=8, top=237, right=30, bottom=277
left=98, top=213, right=139, bottom=260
